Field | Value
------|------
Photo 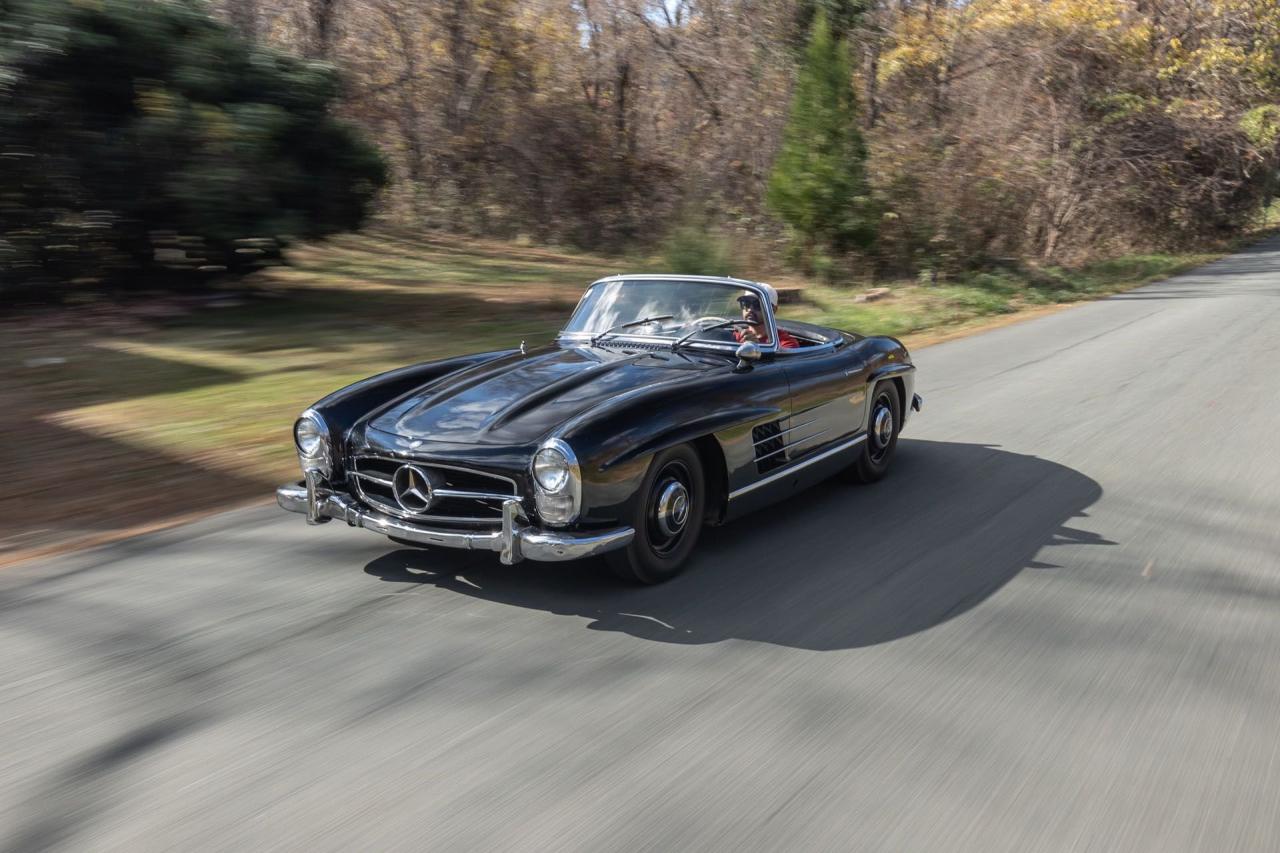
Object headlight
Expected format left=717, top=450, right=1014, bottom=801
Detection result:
left=295, top=416, right=325, bottom=457
left=293, top=411, right=331, bottom=477
left=533, top=446, right=571, bottom=492
left=532, top=439, right=580, bottom=527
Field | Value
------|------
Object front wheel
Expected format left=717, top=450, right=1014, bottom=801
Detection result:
left=846, top=381, right=902, bottom=484
left=606, top=444, right=705, bottom=584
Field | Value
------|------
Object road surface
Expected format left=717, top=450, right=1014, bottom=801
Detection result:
left=3, top=239, right=1280, bottom=851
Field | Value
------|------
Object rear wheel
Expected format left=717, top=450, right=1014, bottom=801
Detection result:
left=606, top=444, right=705, bottom=584
left=847, top=381, right=901, bottom=483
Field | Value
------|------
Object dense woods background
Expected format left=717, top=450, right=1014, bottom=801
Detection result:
left=4, top=0, right=1280, bottom=292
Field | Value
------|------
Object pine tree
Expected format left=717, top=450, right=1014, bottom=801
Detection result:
left=767, top=11, right=874, bottom=269
left=0, top=0, right=387, bottom=292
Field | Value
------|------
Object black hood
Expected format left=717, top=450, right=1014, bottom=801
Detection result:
left=364, top=343, right=724, bottom=446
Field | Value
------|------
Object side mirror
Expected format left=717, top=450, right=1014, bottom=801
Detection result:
left=734, top=341, right=762, bottom=372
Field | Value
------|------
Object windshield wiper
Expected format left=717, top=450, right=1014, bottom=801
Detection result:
left=590, top=314, right=674, bottom=345
left=671, top=318, right=746, bottom=351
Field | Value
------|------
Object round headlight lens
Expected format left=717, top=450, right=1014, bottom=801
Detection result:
left=295, top=416, right=325, bottom=457
left=533, top=447, right=570, bottom=492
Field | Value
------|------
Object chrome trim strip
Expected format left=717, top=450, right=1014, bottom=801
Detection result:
left=352, top=456, right=518, bottom=491
left=729, top=434, right=867, bottom=501
left=278, top=487, right=633, bottom=565
left=752, top=419, right=817, bottom=446
left=774, top=335, right=839, bottom=356
left=432, top=488, right=516, bottom=502
left=755, top=430, right=829, bottom=461
left=563, top=277, right=781, bottom=355
left=353, top=474, right=516, bottom=503
left=349, top=454, right=520, bottom=524
left=557, top=331, right=739, bottom=353
left=351, top=486, right=508, bottom=525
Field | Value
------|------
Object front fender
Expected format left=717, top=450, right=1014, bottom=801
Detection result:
left=563, top=383, right=784, bottom=528
left=601, top=406, right=771, bottom=471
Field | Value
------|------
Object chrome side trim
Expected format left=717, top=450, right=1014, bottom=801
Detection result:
left=729, top=433, right=867, bottom=501
left=752, top=419, right=817, bottom=446
left=754, top=429, right=829, bottom=461
left=277, top=486, right=633, bottom=564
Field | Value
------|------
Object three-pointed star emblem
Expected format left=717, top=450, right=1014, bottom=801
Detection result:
left=392, top=464, right=436, bottom=513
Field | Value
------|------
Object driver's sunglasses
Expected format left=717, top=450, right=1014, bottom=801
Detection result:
left=737, top=296, right=762, bottom=311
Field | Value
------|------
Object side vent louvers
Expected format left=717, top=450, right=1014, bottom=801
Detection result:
left=752, top=421, right=787, bottom=473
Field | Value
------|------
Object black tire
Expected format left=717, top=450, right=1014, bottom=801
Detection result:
left=606, top=444, right=706, bottom=584
left=847, top=381, right=902, bottom=484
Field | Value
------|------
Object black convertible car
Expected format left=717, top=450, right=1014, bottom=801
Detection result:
left=278, top=275, right=921, bottom=582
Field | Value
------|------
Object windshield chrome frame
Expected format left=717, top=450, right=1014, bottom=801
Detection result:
left=556, top=275, right=779, bottom=354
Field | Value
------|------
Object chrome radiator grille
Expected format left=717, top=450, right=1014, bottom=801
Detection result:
left=348, top=455, right=518, bottom=526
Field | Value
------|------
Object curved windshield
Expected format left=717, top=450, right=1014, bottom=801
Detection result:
left=561, top=279, right=766, bottom=346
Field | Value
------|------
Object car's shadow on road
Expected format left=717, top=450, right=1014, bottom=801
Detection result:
left=364, top=440, right=1111, bottom=650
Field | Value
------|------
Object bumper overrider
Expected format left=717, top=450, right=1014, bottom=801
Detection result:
left=276, top=480, right=634, bottom=565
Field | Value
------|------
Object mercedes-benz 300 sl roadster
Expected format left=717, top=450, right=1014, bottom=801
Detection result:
left=278, top=275, right=921, bottom=583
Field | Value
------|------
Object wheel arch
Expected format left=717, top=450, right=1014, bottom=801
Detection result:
left=888, top=376, right=905, bottom=410
left=689, top=434, right=729, bottom=526
left=867, top=362, right=914, bottom=417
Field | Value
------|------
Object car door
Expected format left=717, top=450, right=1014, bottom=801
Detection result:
left=721, top=337, right=870, bottom=520
left=778, top=339, right=871, bottom=463
left=713, top=353, right=794, bottom=519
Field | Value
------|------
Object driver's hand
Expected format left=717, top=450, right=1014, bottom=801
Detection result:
left=739, top=326, right=760, bottom=342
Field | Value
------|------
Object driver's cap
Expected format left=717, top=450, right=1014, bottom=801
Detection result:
left=742, top=281, right=778, bottom=308
left=752, top=282, right=778, bottom=309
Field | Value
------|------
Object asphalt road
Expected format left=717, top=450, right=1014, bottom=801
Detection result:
left=4, top=239, right=1280, bottom=852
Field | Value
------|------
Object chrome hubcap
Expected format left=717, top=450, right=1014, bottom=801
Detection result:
left=874, top=406, right=894, bottom=446
left=655, top=480, right=690, bottom=538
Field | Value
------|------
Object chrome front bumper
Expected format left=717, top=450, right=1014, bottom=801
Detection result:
left=276, top=482, right=633, bottom=565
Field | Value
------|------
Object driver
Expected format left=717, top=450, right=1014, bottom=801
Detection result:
left=735, top=283, right=799, bottom=349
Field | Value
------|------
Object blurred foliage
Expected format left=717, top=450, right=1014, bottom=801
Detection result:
left=4, top=0, right=1280, bottom=293
left=0, top=0, right=386, bottom=296
left=767, top=11, right=875, bottom=275
left=870, top=0, right=1280, bottom=271
left=660, top=223, right=737, bottom=276
left=792, top=0, right=868, bottom=43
